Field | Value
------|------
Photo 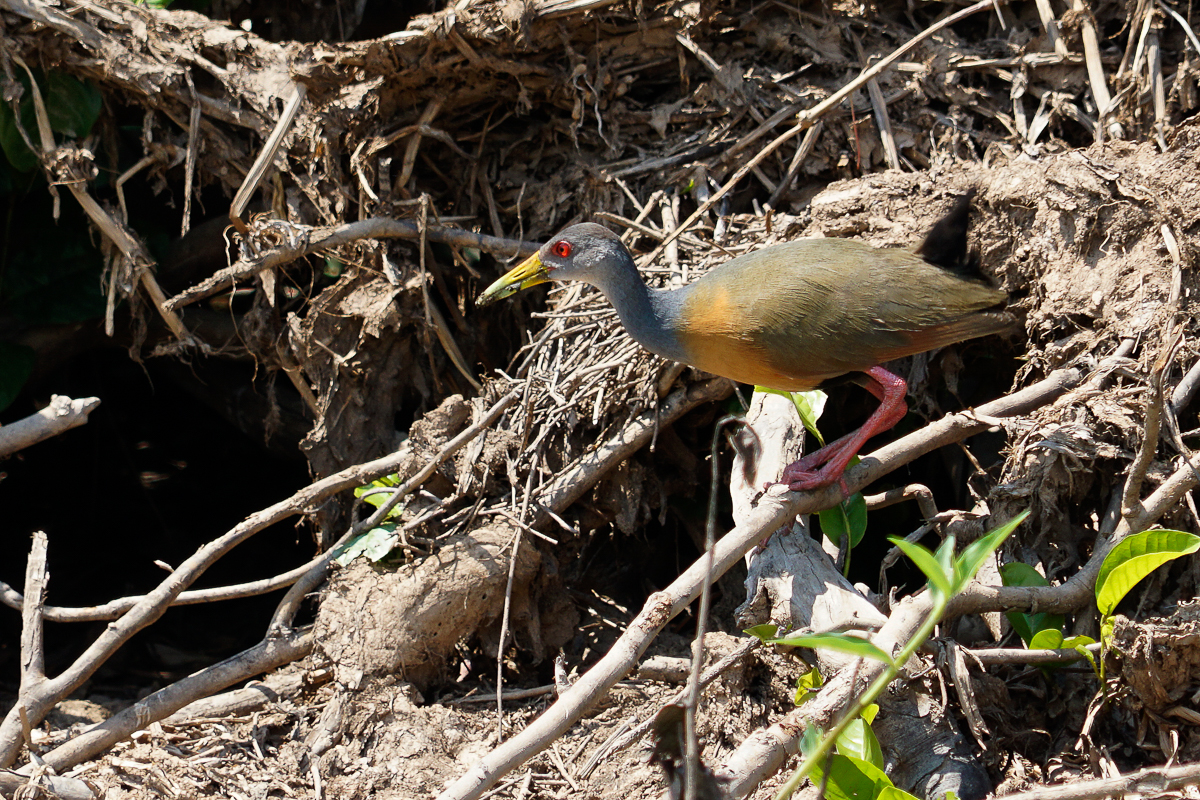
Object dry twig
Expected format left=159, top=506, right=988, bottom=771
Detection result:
left=0, top=396, right=101, bottom=459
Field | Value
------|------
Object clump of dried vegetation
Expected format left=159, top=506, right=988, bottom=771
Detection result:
left=1, top=0, right=1199, bottom=798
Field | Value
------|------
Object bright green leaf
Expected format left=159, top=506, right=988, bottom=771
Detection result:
left=936, top=535, right=957, bottom=587
left=1068, top=637, right=1099, bottom=675
left=0, top=342, right=35, bottom=411
left=794, top=667, right=823, bottom=705
left=787, top=390, right=828, bottom=446
left=745, top=624, right=780, bottom=642
left=1095, top=530, right=1200, bottom=615
left=1029, top=631, right=1093, bottom=670
left=877, top=786, right=923, bottom=800
left=769, top=632, right=895, bottom=667
left=755, top=387, right=827, bottom=445
left=354, top=474, right=405, bottom=520
left=810, top=754, right=917, bottom=800
left=952, top=510, right=1029, bottom=593
left=820, top=491, right=868, bottom=549
left=1028, top=628, right=1064, bottom=650
left=1100, top=615, right=1115, bottom=647
left=889, top=537, right=952, bottom=600
left=1000, top=561, right=1064, bottom=645
left=837, top=717, right=884, bottom=768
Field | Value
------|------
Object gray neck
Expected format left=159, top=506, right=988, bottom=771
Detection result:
left=587, top=271, right=690, bottom=364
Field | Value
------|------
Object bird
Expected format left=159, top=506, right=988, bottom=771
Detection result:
left=476, top=193, right=1015, bottom=492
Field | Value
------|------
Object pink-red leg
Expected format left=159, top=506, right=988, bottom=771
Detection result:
left=778, top=366, right=908, bottom=492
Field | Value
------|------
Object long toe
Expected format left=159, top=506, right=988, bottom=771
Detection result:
left=784, top=467, right=835, bottom=492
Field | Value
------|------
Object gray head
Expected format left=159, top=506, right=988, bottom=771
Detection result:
left=476, top=223, right=636, bottom=306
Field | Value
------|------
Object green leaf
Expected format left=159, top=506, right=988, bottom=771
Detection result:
left=744, top=624, right=780, bottom=642
left=787, top=390, right=828, bottom=446
left=43, top=72, right=102, bottom=139
left=1068, top=636, right=1099, bottom=675
left=1028, top=631, right=1094, bottom=670
left=333, top=524, right=399, bottom=565
left=755, top=387, right=827, bottom=446
left=936, top=535, right=957, bottom=587
left=354, top=474, right=405, bottom=520
left=1000, top=561, right=1064, bottom=645
left=952, top=510, right=1029, bottom=593
left=0, top=342, right=34, bottom=411
left=1028, top=628, right=1064, bottom=650
left=810, top=755, right=918, bottom=800
left=769, top=632, right=895, bottom=667
left=889, top=537, right=952, bottom=601
left=799, top=723, right=821, bottom=757
left=0, top=95, right=39, bottom=172
left=820, top=491, right=868, bottom=549
left=1100, top=615, right=1115, bottom=648
left=999, top=562, right=1048, bottom=588
left=837, top=716, right=884, bottom=768
left=0, top=70, right=100, bottom=171
left=1095, top=530, right=1200, bottom=616
left=877, top=787, right=922, bottom=800
left=794, top=667, right=823, bottom=705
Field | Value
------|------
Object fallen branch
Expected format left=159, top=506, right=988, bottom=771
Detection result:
left=163, top=669, right=318, bottom=724
left=19, top=628, right=313, bottom=776
left=163, top=217, right=540, bottom=311
left=999, top=759, right=1200, bottom=800
left=0, top=558, right=319, bottom=622
left=954, top=643, right=1101, bottom=665
left=0, top=769, right=92, bottom=800
left=0, top=396, right=101, bottom=459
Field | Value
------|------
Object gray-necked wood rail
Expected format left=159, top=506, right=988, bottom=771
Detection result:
left=477, top=194, right=1015, bottom=492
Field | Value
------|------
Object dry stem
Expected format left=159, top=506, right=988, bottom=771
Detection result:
left=0, top=396, right=101, bottom=459
left=163, top=218, right=539, bottom=311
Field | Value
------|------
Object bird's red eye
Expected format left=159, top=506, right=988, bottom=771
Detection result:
left=552, top=240, right=572, bottom=258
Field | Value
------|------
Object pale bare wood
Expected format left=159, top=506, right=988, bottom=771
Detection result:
left=0, top=396, right=101, bottom=459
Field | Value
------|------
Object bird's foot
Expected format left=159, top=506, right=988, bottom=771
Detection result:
left=776, top=462, right=850, bottom=496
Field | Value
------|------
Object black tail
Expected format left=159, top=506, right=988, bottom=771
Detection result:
left=915, top=189, right=978, bottom=274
